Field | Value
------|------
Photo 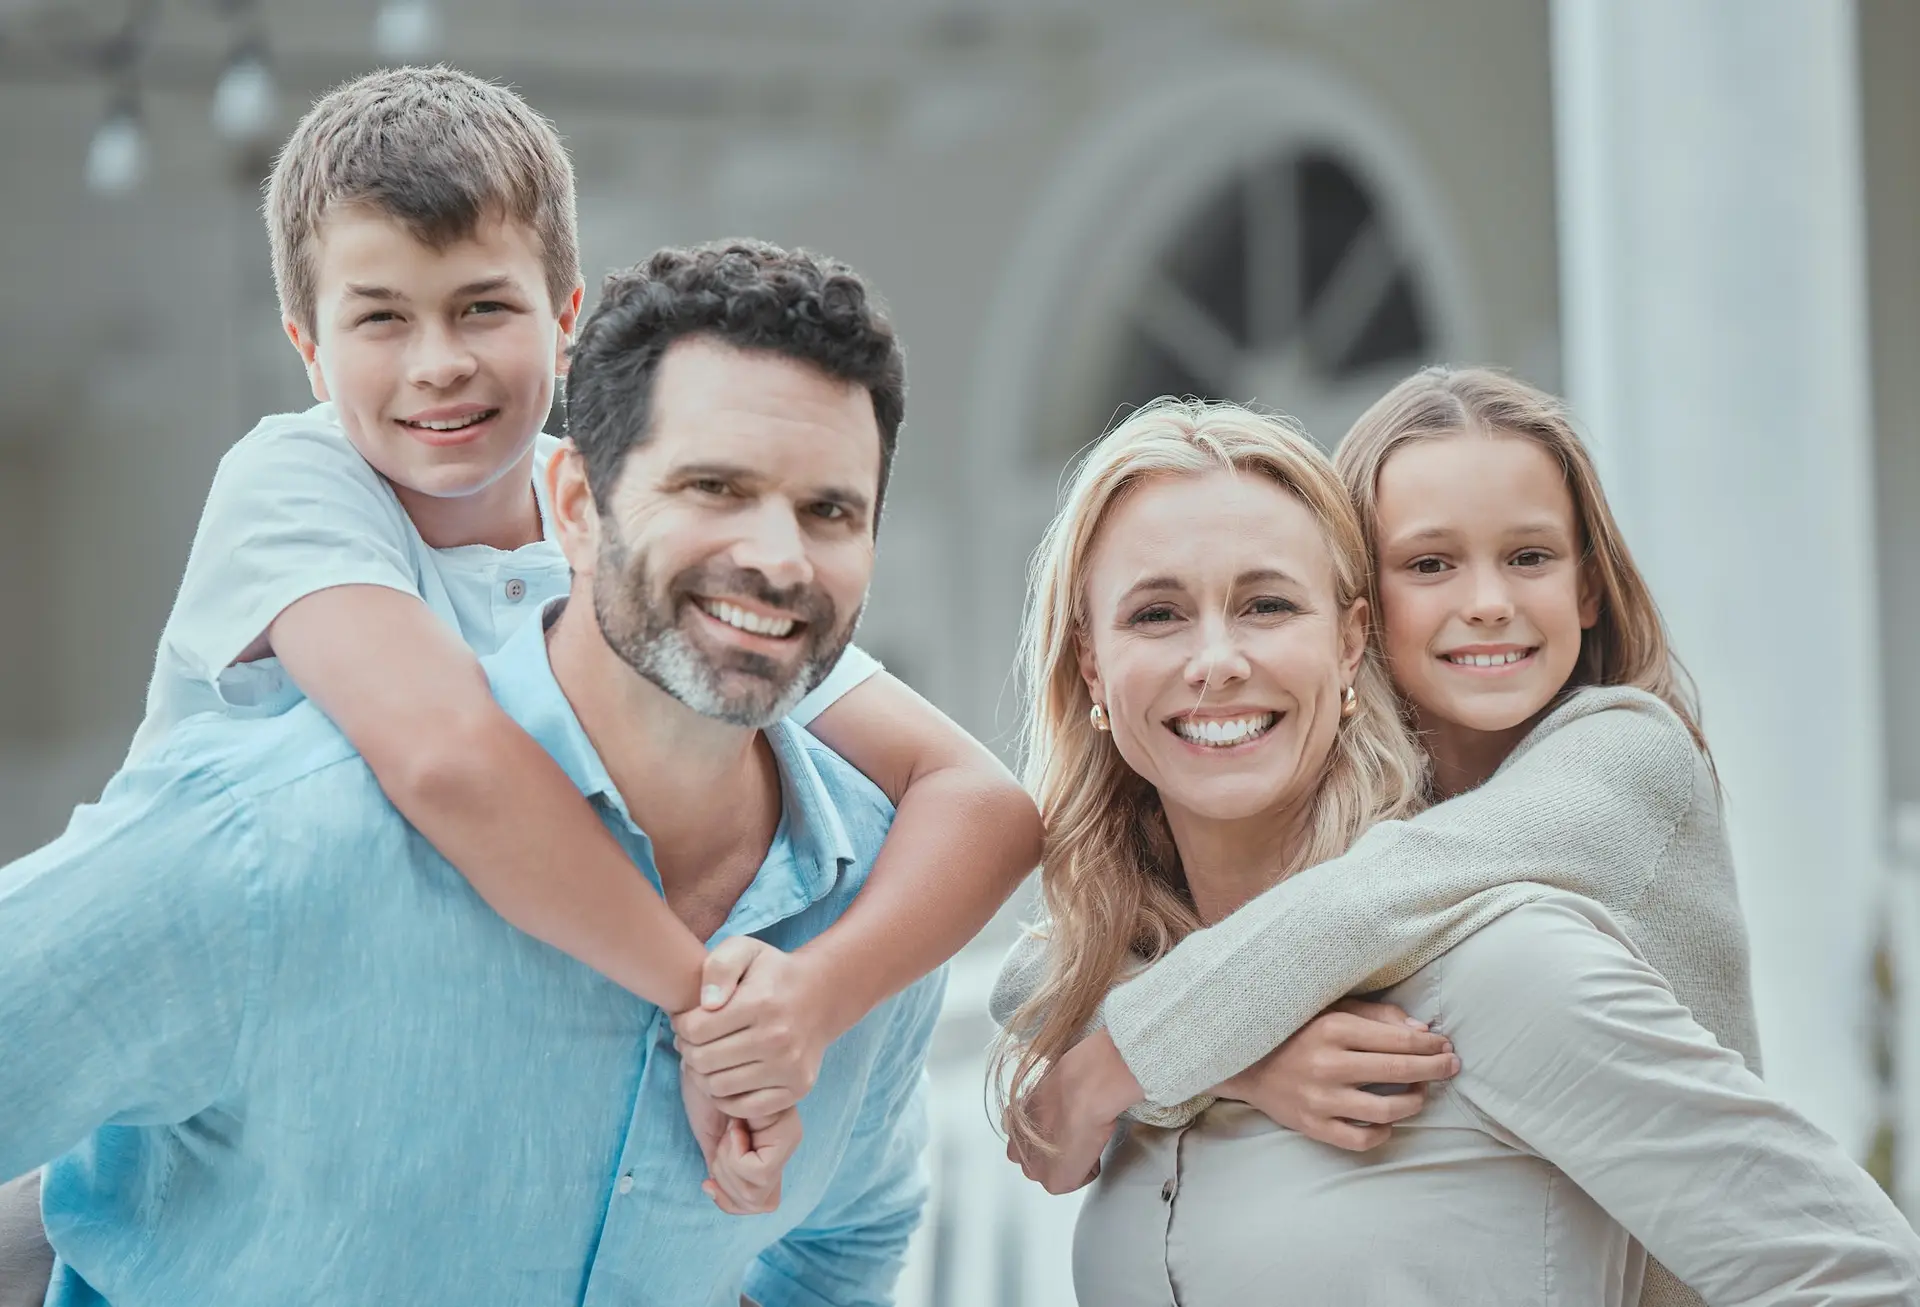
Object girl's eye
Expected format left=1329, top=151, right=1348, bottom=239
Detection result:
left=1511, top=549, right=1551, bottom=568
left=1409, top=557, right=1449, bottom=575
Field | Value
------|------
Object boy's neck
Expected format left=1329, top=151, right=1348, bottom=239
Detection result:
left=391, top=443, right=545, bottom=551
left=544, top=598, right=782, bottom=914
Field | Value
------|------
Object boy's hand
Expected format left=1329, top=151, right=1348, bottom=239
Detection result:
left=680, top=1062, right=800, bottom=1215
left=1213, top=999, right=1459, bottom=1151
left=672, top=937, right=840, bottom=1118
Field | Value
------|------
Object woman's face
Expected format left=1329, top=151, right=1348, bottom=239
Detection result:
left=1077, top=468, right=1365, bottom=827
left=1372, top=430, right=1598, bottom=738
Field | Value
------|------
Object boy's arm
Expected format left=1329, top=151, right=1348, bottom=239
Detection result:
left=674, top=671, right=1038, bottom=1116
left=268, top=585, right=706, bottom=1012
left=0, top=764, right=256, bottom=1180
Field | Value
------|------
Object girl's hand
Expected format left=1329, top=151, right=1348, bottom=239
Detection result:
left=1214, top=999, right=1459, bottom=1151
left=703, top=1111, right=803, bottom=1216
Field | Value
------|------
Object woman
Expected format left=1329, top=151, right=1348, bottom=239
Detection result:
left=992, top=395, right=1920, bottom=1304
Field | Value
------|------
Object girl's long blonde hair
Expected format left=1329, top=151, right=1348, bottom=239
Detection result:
left=991, top=398, right=1426, bottom=1154
left=1335, top=366, right=1710, bottom=758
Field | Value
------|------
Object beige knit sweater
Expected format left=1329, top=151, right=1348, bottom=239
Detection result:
left=992, top=685, right=1764, bottom=1307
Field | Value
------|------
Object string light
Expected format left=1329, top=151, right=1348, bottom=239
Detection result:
left=84, top=95, right=146, bottom=195
left=211, top=43, right=277, bottom=142
left=374, top=0, right=440, bottom=61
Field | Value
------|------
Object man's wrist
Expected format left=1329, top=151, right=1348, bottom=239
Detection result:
left=1061, top=1028, right=1145, bottom=1124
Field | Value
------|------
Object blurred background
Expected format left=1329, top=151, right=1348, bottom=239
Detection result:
left=0, top=0, right=1916, bottom=1300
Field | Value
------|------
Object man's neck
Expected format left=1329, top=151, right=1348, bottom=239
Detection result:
left=544, top=603, right=782, bottom=933
left=392, top=443, right=544, bottom=551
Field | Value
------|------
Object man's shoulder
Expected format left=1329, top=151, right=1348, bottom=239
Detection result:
left=784, top=724, right=897, bottom=852
left=147, top=700, right=376, bottom=808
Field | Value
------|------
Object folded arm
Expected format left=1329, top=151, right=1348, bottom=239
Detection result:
left=0, top=764, right=257, bottom=1180
left=1102, top=692, right=1698, bottom=1104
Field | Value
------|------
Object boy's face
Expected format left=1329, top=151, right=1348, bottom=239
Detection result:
left=287, top=209, right=582, bottom=502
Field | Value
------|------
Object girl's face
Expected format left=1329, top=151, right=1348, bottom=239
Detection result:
left=1373, top=430, right=1598, bottom=740
left=1076, top=468, right=1365, bottom=829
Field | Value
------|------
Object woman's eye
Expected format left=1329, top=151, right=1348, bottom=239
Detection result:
left=1130, top=606, right=1177, bottom=625
left=1410, top=557, right=1449, bottom=575
left=1247, top=597, right=1297, bottom=617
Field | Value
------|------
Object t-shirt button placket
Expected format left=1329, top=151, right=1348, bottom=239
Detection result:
left=504, top=577, right=527, bottom=602
left=616, top=1172, right=635, bottom=1196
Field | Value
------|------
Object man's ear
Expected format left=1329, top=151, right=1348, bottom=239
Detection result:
left=284, top=319, right=328, bottom=402
left=553, top=282, right=585, bottom=376
left=547, top=441, right=601, bottom=575
left=1339, top=597, right=1371, bottom=685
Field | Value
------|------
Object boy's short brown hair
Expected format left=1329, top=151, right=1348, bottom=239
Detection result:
left=266, top=65, right=580, bottom=338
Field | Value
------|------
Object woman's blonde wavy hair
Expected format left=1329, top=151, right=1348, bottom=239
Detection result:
left=1336, top=366, right=1710, bottom=760
left=990, top=398, right=1427, bottom=1155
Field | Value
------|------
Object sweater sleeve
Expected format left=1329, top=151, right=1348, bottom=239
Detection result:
left=1441, top=897, right=1920, bottom=1304
left=1103, top=691, right=1699, bottom=1105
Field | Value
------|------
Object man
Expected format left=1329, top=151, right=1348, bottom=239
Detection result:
left=0, top=241, right=942, bottom=1307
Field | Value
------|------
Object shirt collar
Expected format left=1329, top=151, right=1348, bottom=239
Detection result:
left=481, top=601, right=857, bottom=918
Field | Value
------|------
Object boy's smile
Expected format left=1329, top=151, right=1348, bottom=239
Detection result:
left=287, top=210, right=582, bottom=548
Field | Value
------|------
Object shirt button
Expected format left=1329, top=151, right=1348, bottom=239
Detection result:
left=1160, top=1178, right=1176, bottom=1203
left=616, top=1173, right=635, bottom=1195
left=504, top=577, right=527, bottom=602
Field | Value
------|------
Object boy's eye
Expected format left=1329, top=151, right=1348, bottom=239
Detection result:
left=466, top=301, right=510, bottom=316
left=1409, top=557, right=1449, bottom=575
left=358, top=310, right=399, bottom=326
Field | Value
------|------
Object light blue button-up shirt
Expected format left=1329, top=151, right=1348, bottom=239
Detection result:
left=0, top=610, right=943, bottom=1307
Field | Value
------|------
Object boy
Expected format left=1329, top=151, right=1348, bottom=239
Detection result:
left=0, top=64, right=1038, bottom=1301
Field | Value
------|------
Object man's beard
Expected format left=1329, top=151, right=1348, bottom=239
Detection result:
left=591, top=528, right=857, bottom=729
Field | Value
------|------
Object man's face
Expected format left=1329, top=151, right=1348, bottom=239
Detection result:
left=588, top=336, right=882, bottom=727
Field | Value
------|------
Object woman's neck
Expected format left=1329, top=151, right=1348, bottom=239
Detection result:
left=1161, top=801, right=1309, bottom=926
left=1417, top=709, right=1536, bottom=801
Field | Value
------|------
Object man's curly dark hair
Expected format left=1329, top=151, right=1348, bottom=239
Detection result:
left=566, top=239, right=906, bottom=527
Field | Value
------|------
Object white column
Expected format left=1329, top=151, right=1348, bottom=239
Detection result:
left=1551, top=0, right=1885, bottom=1150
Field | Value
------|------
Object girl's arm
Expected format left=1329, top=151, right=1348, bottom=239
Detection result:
left=1442, top=895, right=1920, bottom=1302
left=1099, top=689, right=1701, bottom=1106
left=269, top=584, right=707, bottom=1012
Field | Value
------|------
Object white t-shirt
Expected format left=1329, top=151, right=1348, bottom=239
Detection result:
left=128, top=403, right=880, bottom=761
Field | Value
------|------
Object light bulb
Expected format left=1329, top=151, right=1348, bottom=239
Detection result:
left=85, top=107, right=146, bottom=195
left=212, top=49, right=277, bottom=142
left=374, top=0, right=440, bottom=60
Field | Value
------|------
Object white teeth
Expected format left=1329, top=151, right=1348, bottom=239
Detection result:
left=405, top=411, right=492, bottom=431
left=1171, top=714, right=1278, bottom=747
left=1447, top=650, right=1528, bottom=667
left=699, top=600, right=796, bottom=638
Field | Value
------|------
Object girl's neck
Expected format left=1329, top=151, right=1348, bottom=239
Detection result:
left=1161, top=800, right=1310, bottom=926
left=1417, top=708, right=1539, bottom=801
